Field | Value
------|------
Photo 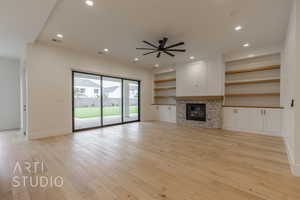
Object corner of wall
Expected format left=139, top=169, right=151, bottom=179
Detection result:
left=284, top=136, right=300, bottom=176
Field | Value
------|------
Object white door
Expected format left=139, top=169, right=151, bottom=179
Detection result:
left=223, top=108, right=239, bottom=130
left=263, top=109, right=281, bottom=136
left=243, top=108, right=264, bottom=133
left=159, top=106, right=169, bottom=122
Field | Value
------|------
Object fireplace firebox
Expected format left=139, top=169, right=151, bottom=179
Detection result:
left=186, top=104, right=206, bottom=121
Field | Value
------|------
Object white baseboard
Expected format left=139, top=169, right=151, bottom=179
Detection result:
left=222, top=127, right=282, bottom=137
left=28, top=128, right=71, bottom=140
left=284, top=138, right=300, bottom=176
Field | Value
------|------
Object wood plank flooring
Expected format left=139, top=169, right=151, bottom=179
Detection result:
left=1, top=122, right=300, bottom=200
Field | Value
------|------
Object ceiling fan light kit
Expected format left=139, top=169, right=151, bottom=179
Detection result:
left=136, top=37, right=186, bottom=58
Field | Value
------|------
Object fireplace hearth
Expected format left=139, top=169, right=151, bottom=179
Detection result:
left=186, top=104, right=206, bottom=121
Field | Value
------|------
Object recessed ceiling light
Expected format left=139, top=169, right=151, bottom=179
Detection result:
left=189, top=56, right=195, bottom=60
left=85, top=0, right=94, bottom=7
left=154, top=64, right=159, bottom=68
left=104, top=48, right=109, bottom=52
left=56, top=33, right=63, bottom=39
left=248, top=54, right=255, bottom=58
left=235, top=26, right=243, bottom=31
left=243, top=43, right=250, bottom=47
left=134, top=58, right=139, bottom=62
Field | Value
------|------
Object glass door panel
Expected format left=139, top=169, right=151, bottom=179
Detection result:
left=73, top=72, right=101, bottom=130
left=102, top=77, right=122, bottom=125
left=123, top=80, right=139, bottom=122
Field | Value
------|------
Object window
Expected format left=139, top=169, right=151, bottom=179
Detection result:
left=72, top=71, right=140, bottom=131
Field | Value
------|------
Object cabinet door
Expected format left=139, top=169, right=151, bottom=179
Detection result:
left=242, top=108, right=264, bottom=133
left=158, top=106, right=176, bottom=123
left=169, top=106, right=176, bottom=123
left=263, top=109, right=281, bottom=136
left=159, top=106, right=169, bottom=122
left=223, top=108, right=239, bottom=130
left=223, top=108, right=233, bottom=129
left=223, top=108, right=264, bottom=133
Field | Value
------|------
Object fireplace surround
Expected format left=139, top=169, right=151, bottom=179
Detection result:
left=176, top=98, right=222, bottom=128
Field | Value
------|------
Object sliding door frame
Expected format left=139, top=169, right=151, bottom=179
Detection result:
left=72, top=71, right=141, bottom=132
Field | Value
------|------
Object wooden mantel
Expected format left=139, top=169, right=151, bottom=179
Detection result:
left=176, top=96, right=224, bottom=101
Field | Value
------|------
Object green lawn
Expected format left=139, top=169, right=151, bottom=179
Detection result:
left=75, top=106, right=138, bottom=118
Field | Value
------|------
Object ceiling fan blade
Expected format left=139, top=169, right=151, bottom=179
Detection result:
left=143, top=41, right=158, bottom=48
left=165, top=42, right=185, bottom=49
left=136, top=48, right=156, bottom=50
left=166, top=49, right=186, bottom=52
left=143, top=50, right=158, bottom=55
left=163, top=51, right=175, bottom=57
left=157, top=52, right=161, bottom=58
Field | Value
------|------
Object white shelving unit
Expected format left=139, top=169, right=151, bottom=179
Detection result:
left=224, top=53, right=281, bottom=108
left=153, top=69, right=177, bottom=123
left=153, top=70, right=176, bottom=105
left=222, top=53, right=282, bottom=136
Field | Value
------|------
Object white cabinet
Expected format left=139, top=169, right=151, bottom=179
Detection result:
left=223, top=107, right=281, bottom=136
left=157, top=105, right=176, bottom=123
left=263, top=109, right=281, bottom=136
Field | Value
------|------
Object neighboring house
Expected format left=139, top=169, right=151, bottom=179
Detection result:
left=74, top=78, right=101, bottom=98
left=74, top=78, right=138, bottom=107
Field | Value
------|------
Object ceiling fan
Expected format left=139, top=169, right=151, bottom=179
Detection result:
left=136, top=37, right=186, bottom=58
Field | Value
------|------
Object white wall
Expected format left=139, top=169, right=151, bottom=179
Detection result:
left=0, top=57, right=20, bottom=130
left=24, top=42, right=155, bottom=139
left=281, top=0, right=300, bottom=176
left=176, top=55, right=224, bottom=96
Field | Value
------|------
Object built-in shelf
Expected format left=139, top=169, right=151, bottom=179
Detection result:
left=154, top=96, right=176, bottom=99
left=225, top=65, right=280, bottom=75
left=176, top=96, right=224, bottom=101
left=225, top=78, right=280, bottom=86
left=154, top=78, right=176, bottom=83
left=225, top=93, right=280, bottom=97
left=223, top=105, right=283, bottom=109
left=154, top=87, right=176, bottom=91
left=153, top=69, right=176, bottom=105
left=224, top=54, right=281, bottom=108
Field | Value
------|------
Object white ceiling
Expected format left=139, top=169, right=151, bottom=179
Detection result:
left=0, top=0, right=58, bottom=59
left=9, top=0, right=292, bottom=66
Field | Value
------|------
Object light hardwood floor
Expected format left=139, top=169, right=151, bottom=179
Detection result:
left=1, top=122, right=300, bottom=200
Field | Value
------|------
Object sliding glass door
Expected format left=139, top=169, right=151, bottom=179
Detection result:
left=123, top=80, right=139, bottom=122
left=72, top=71, right=140, bottom=131
left=73, top=72, right=101, bottom=130
left=102, top=77, right=122, bottom=126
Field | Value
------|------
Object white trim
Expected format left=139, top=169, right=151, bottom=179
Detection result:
left=222, top=127, right=282, bottom=137
left=28, top=128, right=71, bottom=140
left=284, top=138, right=300, bottom=176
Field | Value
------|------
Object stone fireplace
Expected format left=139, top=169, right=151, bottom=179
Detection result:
left=176, top=96, right=223, bottom=128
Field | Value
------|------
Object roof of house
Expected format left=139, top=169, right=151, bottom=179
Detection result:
left=74, top=78, right=100, bottom=88
left=75, top=78, right=138, bottom=93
